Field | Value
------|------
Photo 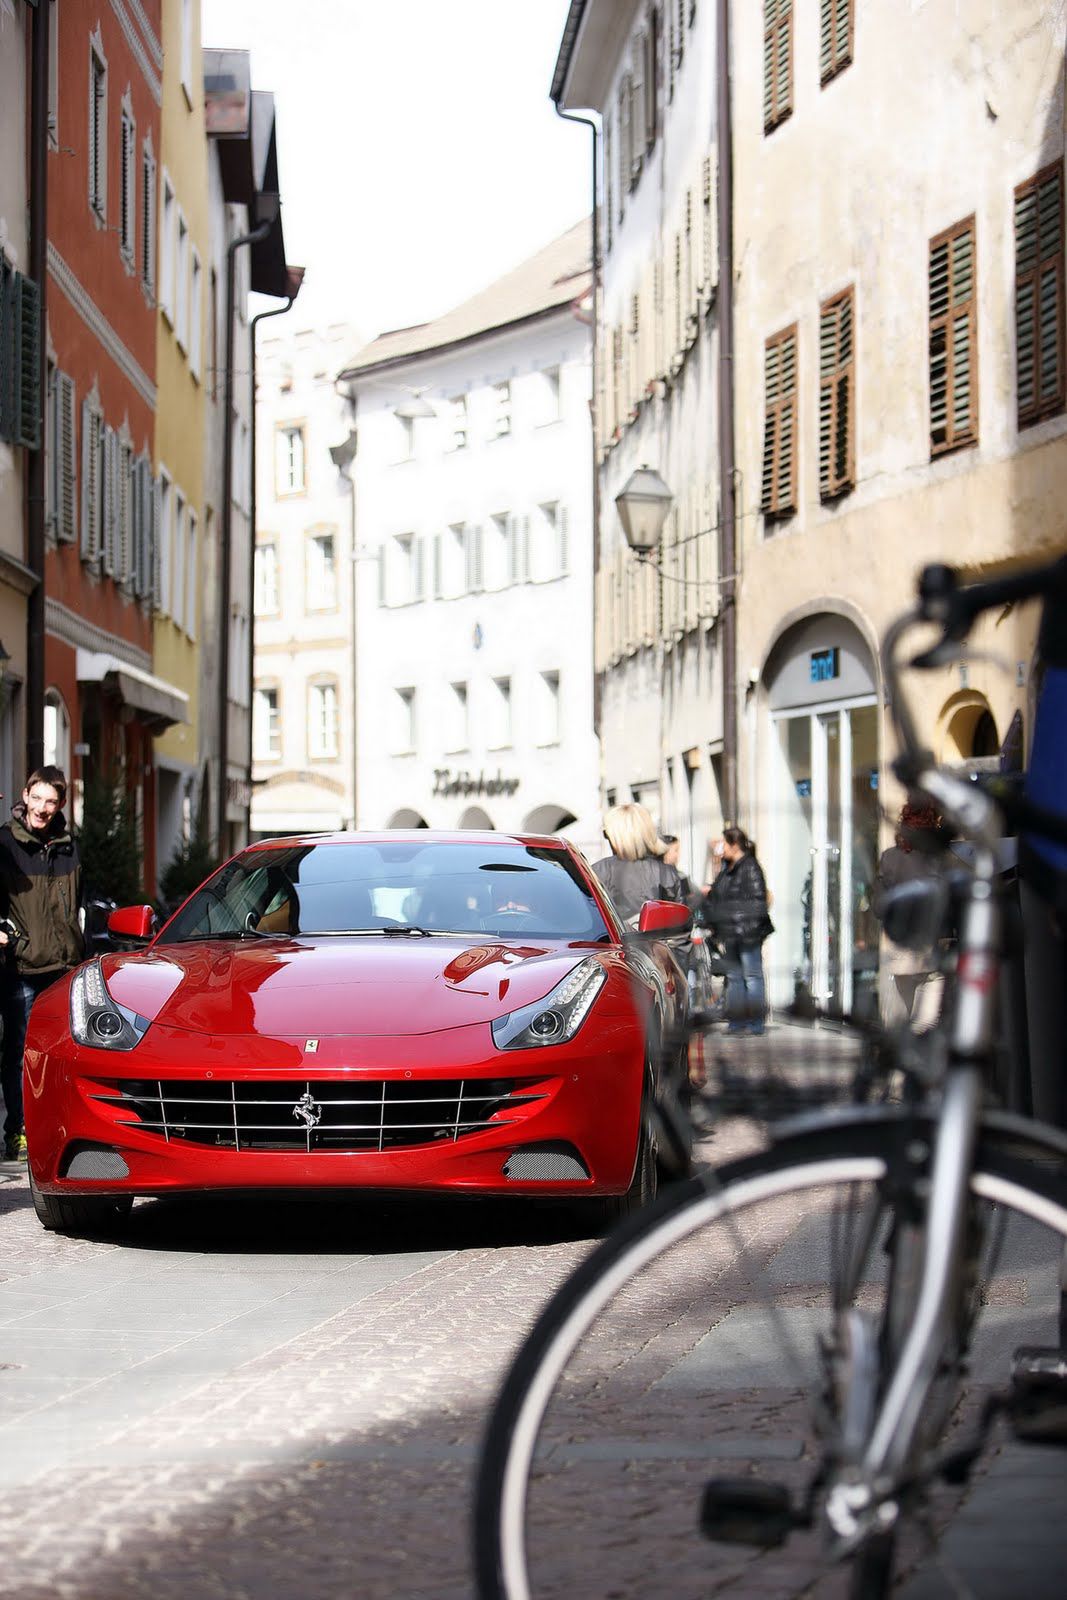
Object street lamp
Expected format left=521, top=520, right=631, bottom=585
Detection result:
left=614, top=465, right=674, bottom=558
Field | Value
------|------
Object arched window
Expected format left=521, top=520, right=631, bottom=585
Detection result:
left=44, top=689, right=71, bottom=774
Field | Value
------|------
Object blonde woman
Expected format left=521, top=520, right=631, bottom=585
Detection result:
left=591, top=803, right=684, bottom=926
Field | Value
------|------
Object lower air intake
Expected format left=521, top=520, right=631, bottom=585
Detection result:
left=63, top=1147, right=130, bottom=1180
left=503, top=1146, right=589, bottom=1182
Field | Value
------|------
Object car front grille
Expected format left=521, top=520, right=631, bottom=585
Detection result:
left=90, top=1077, right=547, bottom=1153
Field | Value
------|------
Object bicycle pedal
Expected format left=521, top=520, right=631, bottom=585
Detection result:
left=1009, top=1346, right=1067, bottom=1443
left=700, top=1477, right=800, bottom=1548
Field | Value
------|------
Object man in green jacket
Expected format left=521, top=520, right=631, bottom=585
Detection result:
left=0, top=766, right=84, bottom=1160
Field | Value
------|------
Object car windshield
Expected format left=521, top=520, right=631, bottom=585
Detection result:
left=157, top=840, right=611, bottom=945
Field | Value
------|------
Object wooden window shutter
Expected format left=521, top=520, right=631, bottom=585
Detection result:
left=617, top=82, right=630, bottom=217
left=118, top=442, right=132, bottom=583
left=101, top=427, right=118, bottom=576
left=57, top=373, right=77, bottom=543
left=645, top=12, right=659, bottom=153
left=675, top=0, right=685, bottom=69
left=762, top=324, right=798, bottom=519
left=1015, top=163, right=1065, bottom=427
left=820, top=0, right=853, bottom=86
left=0, top=258, right=14, bottom=442
left=150, top=475, right=162, bottom=607
left=764, top=0, right=793, bottom=134
left=81, top=401, right=101, bottom=563
left=819, top=287, right=855, bottom=499
left=632, top=42, right=647, bottom=172
left=13, top=272, right=41, bottom=449
left=929, top=217, right=978, bottom=456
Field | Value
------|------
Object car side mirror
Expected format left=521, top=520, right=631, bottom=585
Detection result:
left=107, top=904, right=157, bottom=942
left=635, top=900, right=693, bottom=937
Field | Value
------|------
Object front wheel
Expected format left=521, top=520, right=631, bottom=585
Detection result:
left=28, top=1167, right=133, bottom=1236
left=473, top=1118, right=1067, bottom=1600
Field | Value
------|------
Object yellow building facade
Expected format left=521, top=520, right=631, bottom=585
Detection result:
left=153, top=0, right=211, bottom=873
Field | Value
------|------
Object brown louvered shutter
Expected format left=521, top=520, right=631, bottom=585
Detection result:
left=762, top=325, right=798, bottom=519
left=819, top=287, right=855, bottom=499
left=929, top=217, right=978, bottom=456
left=764, top=0, right=793, bottom=134
left=1015, top=163, right=1065, bottom=428
left=820, top=0, right=853, bottom=85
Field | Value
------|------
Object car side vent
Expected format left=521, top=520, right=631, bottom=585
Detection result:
left=503, top=1145, right=590, bottom=1182
left=62, top=1146, right=130, bottom=1180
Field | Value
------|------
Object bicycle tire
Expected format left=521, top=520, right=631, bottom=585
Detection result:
left=473, top=1111, right=1067, bottom=1600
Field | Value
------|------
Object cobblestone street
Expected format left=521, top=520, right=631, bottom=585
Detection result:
left=1, top=1037, right=1064, bottom=1600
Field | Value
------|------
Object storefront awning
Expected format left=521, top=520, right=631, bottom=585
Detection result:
left=76, top=650, right=189, bottom=731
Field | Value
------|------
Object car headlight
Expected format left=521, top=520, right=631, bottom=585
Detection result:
left=70, top=961, right=151, bottom=1051
left=491, top=958, right=606, bottom=1050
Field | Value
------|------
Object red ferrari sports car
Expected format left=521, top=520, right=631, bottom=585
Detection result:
left=23, top=832, right=691, bottom=1235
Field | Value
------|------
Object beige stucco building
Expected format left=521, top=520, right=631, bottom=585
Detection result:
left=733, top=0, right=1067, bottom=1012
left=553, top=0, right=1067, bottom=1016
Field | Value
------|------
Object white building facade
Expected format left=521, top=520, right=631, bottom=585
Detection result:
left=554, top=0, right=728, bottom=888
left=338, top=222, right=601, bottom=857
left=250, top=323, right=360, bottom=838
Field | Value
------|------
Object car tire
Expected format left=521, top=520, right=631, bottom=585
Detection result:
left=28, top=1166, right=133, bottom=1236
left=580, top=1100, right=658, bottom=1236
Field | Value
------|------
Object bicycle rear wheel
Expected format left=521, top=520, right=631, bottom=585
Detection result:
left=474, top=1115, right=1067, bottom=1600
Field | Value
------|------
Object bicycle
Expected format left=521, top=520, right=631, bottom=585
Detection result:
left=474, top=555, right=1067, bottom=1600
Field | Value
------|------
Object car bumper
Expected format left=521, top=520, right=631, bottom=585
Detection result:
left=24, top=1013, right=645, bottom=1200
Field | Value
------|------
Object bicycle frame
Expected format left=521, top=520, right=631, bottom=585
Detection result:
left=826, top=609, right=1008, bottom=1534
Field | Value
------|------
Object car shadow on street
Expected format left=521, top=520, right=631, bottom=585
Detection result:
left=112, top=1187, right=605, bottom=1255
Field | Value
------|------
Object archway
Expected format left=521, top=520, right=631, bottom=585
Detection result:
left=938, top=692, right=999, bottom=762
left=387, top=808, right=428, bottom=829
left=458, top=806, right=494, bottom=830
left=522, top=804, right=579, bottom=836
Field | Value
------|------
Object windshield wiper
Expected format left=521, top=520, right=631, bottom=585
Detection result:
left=172, top=926, right=276, bottom=943
left=298, top=926, right=435, bottom=937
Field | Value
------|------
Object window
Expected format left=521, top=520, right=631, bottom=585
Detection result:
left=530, top=501, right=568, bottom=581
left=48, top=369, right=78, bottom=544
left=764, top=0, right=793, bottom=134
left=445, top=394, right=468, bottom=451
left=254, top=541, right=280, bottom=614
left=535, top=671, right=561, bottom=747
left=306, top=529, right=338, bottom=610
left=488, top=677, right=512, bottom=749
left=44, top=691, right=71, bottom=774
left=275, top=423, right=306, bottom=494
left=89, top=37, right=107, bottom=221
left=189, top=248, right=202, bottom=378
left=117, top=436, right=133, bottom=583
left=175, top=211, right=190, bottom=349
left=308, top=681, right=339, bottom=760
left=929, top=217, right=977, bottom=456
left=141, top=139, right=156, bottom=295
left=488, top=512, right=518, bottom=589
left=761, top=324, right=798, bottom=520
left=119, top=99, right=135, bottom=264
left=252, top=687, right=281, bottom=760
left=1015, top=164, right=1065, bottom=428
left=446, top=682, right=469, bottom=752
left=819, top=286, right=855, bottom=498
left=388, top=532, right=421, bottom=606
left=0, top=260, right=42, bottom=449
left=157, top=469, right=172, bottom=610
left=820, top=0, right=853, bottom=85
left=79, top=395, right=102, bottom=563
left=172, top=488, right=187, bottom=624
left=391, top=687, right=416, bottom=754
left=490, top=380, right=511, bottom=437
left=185, top=510, right=198, bottom=636
left=531, top=365, right=561, bottom=427
left=160, top=173, right=175, bottom=320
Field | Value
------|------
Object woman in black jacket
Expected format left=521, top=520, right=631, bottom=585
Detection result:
left=591, top=804, right=683, bottom=927
left=700, top=826, right=772, bottom=1034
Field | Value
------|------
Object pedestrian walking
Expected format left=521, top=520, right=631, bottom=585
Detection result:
left=698, top=826, right=773, bottom=1035
left=874, top=799, right=946, bottom=1029
left=591, top=803, right=684, bottom=927
left=0, top=767, right=85, bottom=1161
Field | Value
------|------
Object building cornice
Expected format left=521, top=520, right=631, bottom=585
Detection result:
left=108, top=0, right=162, bottom=105
left=120, top=0, right=163, bottom=71
left=0, top=548, right=39, bottom=598
left=46, top=597, right=151, bottom=672
left=47, top=244, right=156, bottom=410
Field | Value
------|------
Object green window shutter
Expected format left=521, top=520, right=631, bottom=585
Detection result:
left=930, top=219, right=977, bottom=454
left=764, top=0, right=793, bottom=133
left=0, top=258, right=14, bottom=443
left=14, top=272, right=42, bottom=449
left=1015, top=165, right=1064, bottom=426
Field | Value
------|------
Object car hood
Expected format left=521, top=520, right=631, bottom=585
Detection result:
left=102, top=937, right=607, bottom=1038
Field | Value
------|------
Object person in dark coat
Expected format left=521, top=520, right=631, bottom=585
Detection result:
left=699, top=825, right=773, bottom=1034
left=0, top=766, right=84, bottom=1160
left=591, top=803, right=683, bottom=927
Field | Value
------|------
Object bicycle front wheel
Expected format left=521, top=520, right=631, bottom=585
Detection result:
left=474, top=1115, right=1067, bottom=1600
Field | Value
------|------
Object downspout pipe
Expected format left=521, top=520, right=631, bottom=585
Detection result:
left=216, top=216, right=271, bottom=853
left=26, top=0, right=50, bottom=775
left=552, top=103, right=601, bottom=738
left=716, top=0, right=738, bottom=822
left=246, top=290, right=297, bottom=841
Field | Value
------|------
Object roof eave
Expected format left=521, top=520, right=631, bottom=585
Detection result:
left=338, top=296, right=586, bottom=385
